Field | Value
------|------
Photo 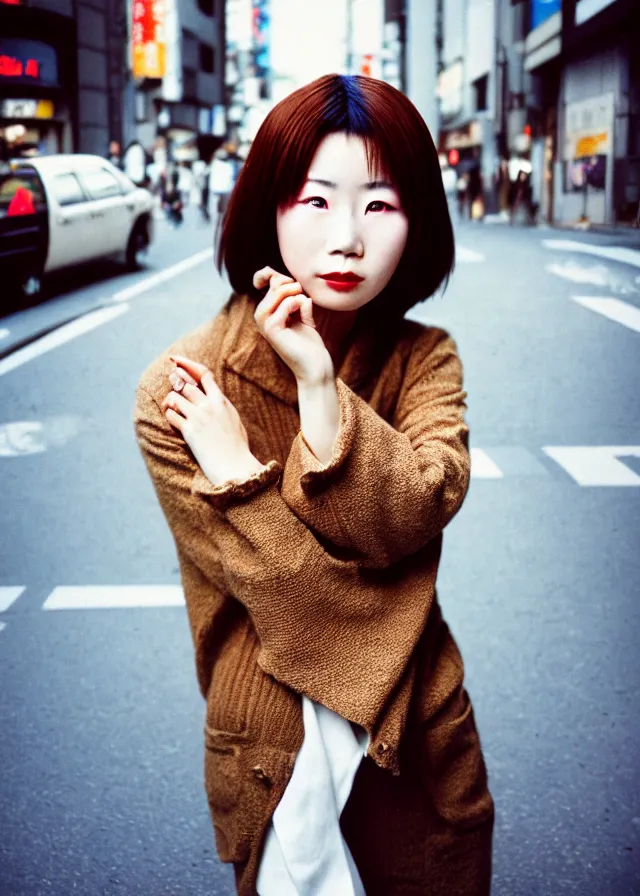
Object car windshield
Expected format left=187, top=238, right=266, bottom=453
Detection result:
left=0, top=166, right=47, bottom=218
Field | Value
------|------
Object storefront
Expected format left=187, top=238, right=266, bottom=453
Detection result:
left=0, top=10, right=76, bottom=158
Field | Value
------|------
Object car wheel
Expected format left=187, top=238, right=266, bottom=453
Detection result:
left=125, top=218, right=149, bottom=271
left=6, top=271, right=42, bottom=311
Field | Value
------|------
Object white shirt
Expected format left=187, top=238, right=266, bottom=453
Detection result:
left=257, top=696, right=370, bottom=896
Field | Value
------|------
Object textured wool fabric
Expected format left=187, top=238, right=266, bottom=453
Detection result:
left=133, top=292, right=495, bottom=895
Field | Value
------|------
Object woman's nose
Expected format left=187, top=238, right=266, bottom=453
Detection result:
left=326, top=213, right=363, bottom=257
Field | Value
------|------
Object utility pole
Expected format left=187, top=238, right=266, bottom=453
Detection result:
left=346, top=0, right=353, bottom=74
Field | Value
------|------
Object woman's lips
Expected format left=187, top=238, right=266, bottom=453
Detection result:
left=319, top=277, right=363, bottom=292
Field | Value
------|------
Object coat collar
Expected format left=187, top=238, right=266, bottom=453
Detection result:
left=224, top=293, right=379, bottom=407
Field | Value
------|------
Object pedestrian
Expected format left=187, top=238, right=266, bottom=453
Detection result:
left=199, top=158, right=212, bottom=223
left=467, top=147, right=484, bottom=220
left=209, top=145, right=236, bottom=219
left=161, top=169, right=183, bottom=227
left=134, top=73, right=494, bottom=896
left=178, top=161, right=193, bottom=208
left=456, top=170, right=468, bottom=220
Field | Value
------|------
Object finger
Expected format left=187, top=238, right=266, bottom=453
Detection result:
left=170, top=366, right=198, bottom=388
left=181, top=382, right=206, bottom=403
left=298, top=295, right=316, bottom=329
left=161, top=390, right=190, bottom=416
left=266, top=293, right=306, bottom=331
left=164, top=408, right=184, bottom=431
left=169, top=371, right=186, bottom=393
left=255, top=281, right=304, bottom=325
left=169, top=355, right=209, bottom=384
left=253, top=267, right=293, bottom=291
left=200, top=370, right=224, bottom=399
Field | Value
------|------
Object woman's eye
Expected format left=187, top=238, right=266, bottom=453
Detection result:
left=302, top=196, right=327, bottom=208
left=367, top=200, right=393, bottom=212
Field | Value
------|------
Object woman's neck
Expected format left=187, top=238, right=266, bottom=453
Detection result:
left=312, top=305, right=358, bottom=373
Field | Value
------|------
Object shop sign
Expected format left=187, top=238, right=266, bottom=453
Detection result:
left=131, top=0, right=166, bottom=79
left=444, top=121, right=482, bottom=150
left=563, top=93, right=613, bottom=160
left=531, top=0, right=561, bottom=30
left=0, top=39, right=59, bottom=87
left=1, top=98, right=55, bottom=119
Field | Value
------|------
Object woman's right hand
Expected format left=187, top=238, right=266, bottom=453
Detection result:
left=162, top=356, right=265, bottom=487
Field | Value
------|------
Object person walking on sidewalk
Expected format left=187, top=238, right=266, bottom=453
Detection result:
left=134, top=73, right=494, bottom=896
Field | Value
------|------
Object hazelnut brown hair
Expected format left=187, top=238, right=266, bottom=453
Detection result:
left=216, top=73, right=454, bottom=327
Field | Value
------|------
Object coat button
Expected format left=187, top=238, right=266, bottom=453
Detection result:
left=252, top=764, right=271, bottom=785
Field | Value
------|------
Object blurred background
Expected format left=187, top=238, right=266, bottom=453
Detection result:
left=1, top=2, right=639, bottom=896
left=1, top=0, right=638, bottom=227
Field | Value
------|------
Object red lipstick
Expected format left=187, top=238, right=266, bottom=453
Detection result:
left=319, top=271, right=364, bottom=292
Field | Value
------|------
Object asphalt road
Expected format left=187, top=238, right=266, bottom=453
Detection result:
left=1, top=205, right=639, bottom=895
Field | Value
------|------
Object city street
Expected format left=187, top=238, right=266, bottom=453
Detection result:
left=1, top=207, right=639, bottom=895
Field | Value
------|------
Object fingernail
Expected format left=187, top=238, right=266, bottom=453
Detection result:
left=169, top=372, right=185, bottom=391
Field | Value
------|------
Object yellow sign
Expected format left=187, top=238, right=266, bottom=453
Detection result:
left=36, top=99, right=54, bottom=119
left=575, top=132, right=607, bottom=158
left=131, top=0, right=165, bottom=79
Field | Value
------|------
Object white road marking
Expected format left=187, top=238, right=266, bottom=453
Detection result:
left=0, top=329, right=10, bottom=341
left=0, top=587, right=25, bottom=612
left=542, top=446, right=640, bottom=486
left=543, top=239, right=640, bottom=269
left=43, top=585, right=185, bottom=610
left=0, top=303, right=129, bottom=377
left=0, top=416, right=82, bottom=457
left=572, top=296, right=640, bottom=333
left=0, top=622, right=6, bottom=634
left=470, top=448, right=504, bottom=479
left=546, top=260, right=611, bottom=286
left=112, top=247, right=214, bottom=302
left=457, top=246, right=485, bottom=263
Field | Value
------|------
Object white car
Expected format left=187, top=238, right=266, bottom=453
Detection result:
left=1, top=154, right=154, bottom=302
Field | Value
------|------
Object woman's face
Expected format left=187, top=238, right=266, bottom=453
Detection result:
left=276, top=133, right=409, bottom=312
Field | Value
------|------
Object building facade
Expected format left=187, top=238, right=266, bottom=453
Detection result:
left=0, top=0, right=130, bottom=158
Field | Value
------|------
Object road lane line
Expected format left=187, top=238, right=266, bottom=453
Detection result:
left=0, top=329, right=10, bottom=341
left=470, top=448, right=504, bottom=479
left=543, top=239, right=640, bottom=269
left=0, top=622, right=6, bottom=634
left=572, top=296, right=640, bottom=333
left=0, top=587, right=25, bottom=612
left=0, top=304, right=129, bottom=377
left=543, top=446, right=640, bottom=486
left=457, top=246, right=485, bottom=263
left=111, top=247, right=214, bottom=302
left=43, top=585, right=186, bottom=610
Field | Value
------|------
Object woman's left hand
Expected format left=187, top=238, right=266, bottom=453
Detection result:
left=253, top=266, right=333, bottom=386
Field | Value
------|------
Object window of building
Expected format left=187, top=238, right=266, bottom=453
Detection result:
left=199, top=43, right=215, bottom=74
left=198, top=0, right=215, bottom=15
left=473, top=75, right=488, bottom=113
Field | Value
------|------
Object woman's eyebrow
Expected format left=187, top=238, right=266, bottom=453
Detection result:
left=306, top=177, right=395, bottom=190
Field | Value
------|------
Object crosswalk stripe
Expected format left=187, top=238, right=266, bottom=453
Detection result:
left=0, top=587, right=25, bottom=612
left=470, top=448, right=504, bottom=479
left=542, top=446, right=640, bottom=486
left=43, top=586, right=185, bottom=610
left=572, top=296, right=640, bottom=334
left=543, top=239, right=640, bottom=269
left=457, top=246, right=485, bottom=263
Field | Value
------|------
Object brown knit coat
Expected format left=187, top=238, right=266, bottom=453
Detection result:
left=133, top=292, right=495, bottom=895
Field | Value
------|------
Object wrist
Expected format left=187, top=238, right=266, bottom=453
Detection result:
left=296, top=357, right=335, bottom=391
left=204, top=453, right=266, bottom=487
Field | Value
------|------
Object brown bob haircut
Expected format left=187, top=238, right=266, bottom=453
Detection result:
left=216, top=73, right=455, bottom=329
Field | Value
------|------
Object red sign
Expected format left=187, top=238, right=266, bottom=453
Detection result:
left=448, top=149, right=460, bottom=167
left=0, top=0, right=24, bottom=6
left=0, top=55, right=40, bottom=78
left=131, top=0, right=165, bottom=78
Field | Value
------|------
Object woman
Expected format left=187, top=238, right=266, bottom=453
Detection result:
left=134, top=74, right=494, bottom=895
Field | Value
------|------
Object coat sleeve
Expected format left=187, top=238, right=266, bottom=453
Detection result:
left=280, top=327, right=471, bottom=569
left=133, top=384, right=441, bottom=730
